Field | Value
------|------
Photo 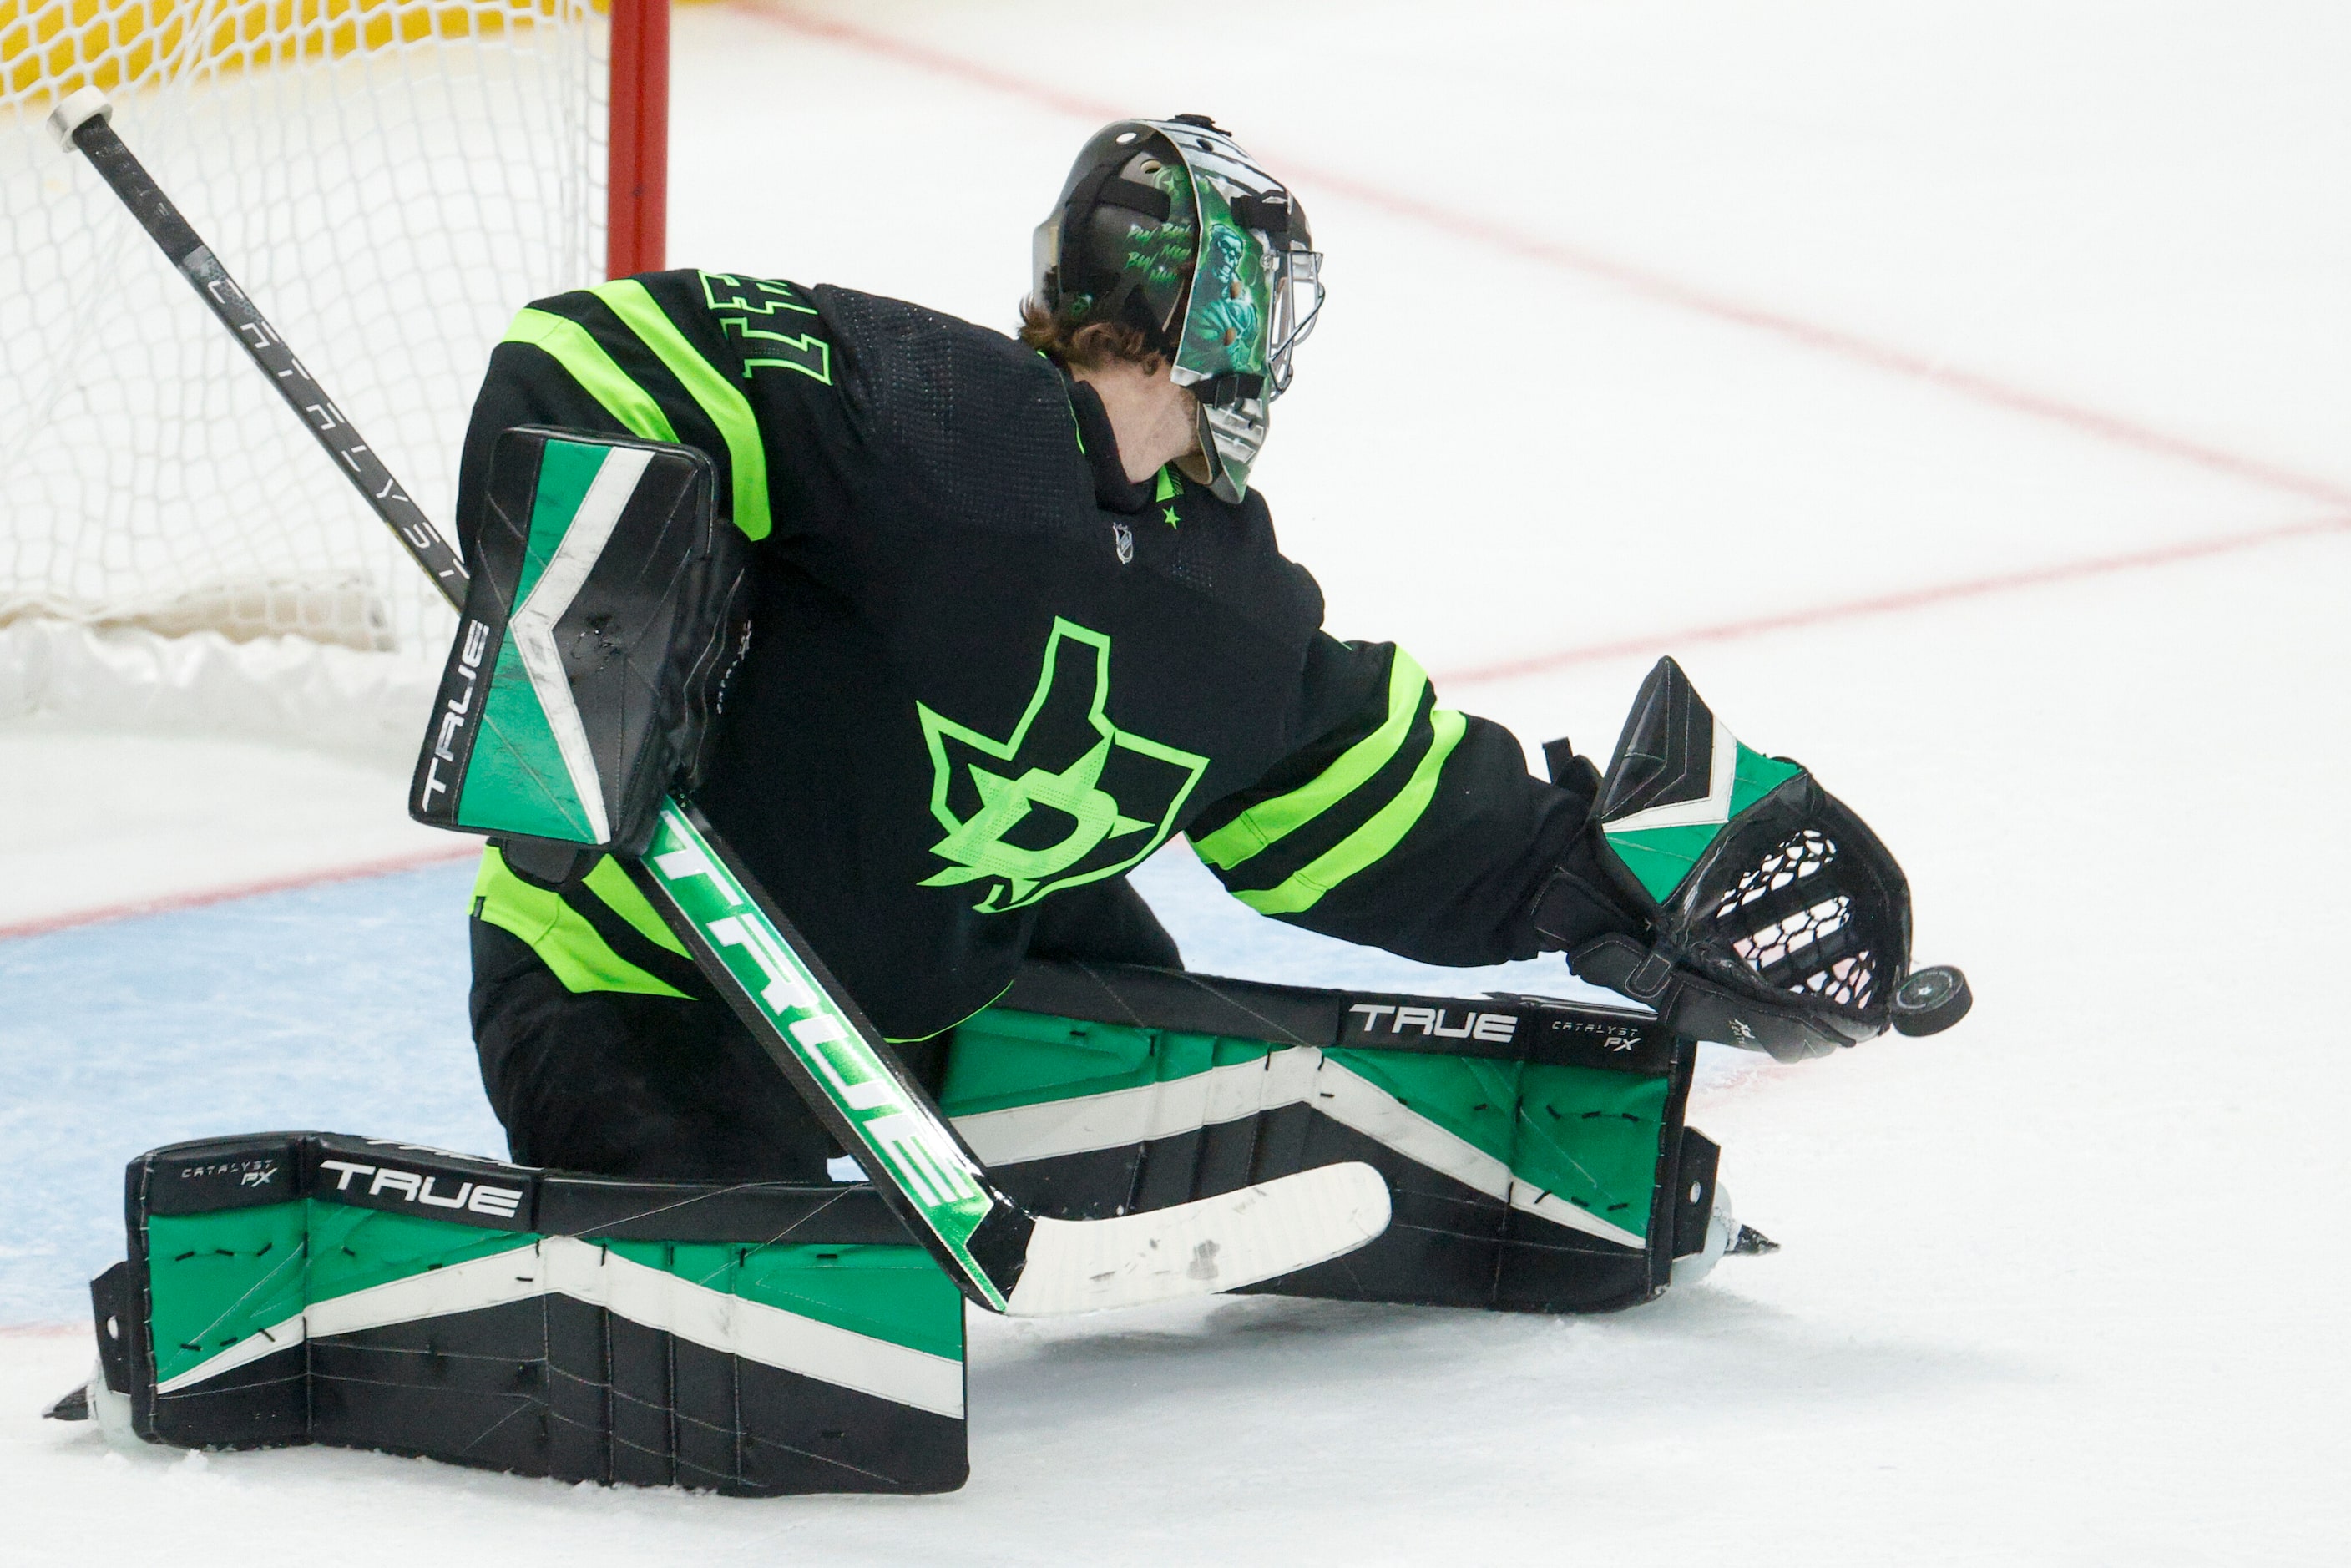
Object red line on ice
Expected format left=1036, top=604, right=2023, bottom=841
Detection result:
left=733, top=0, right=2351, bottom=512
left=1434, top=513, right=2351, bottom=686
left=0, top=846, right=478, bottom=943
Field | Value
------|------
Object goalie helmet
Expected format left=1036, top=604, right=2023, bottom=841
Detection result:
left=1032, top=114, right=1324, bottom=502
left=1570, top=657, right=1931, bottom=1060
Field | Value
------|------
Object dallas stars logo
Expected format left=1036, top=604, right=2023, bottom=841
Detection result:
left=917, top=619, right=1208, bottom=913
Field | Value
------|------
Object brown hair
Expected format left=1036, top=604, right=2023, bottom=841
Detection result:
left=1018, top=297, right=1167, bottom=373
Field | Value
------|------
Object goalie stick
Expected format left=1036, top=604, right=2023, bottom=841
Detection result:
left=47, top=87, right=1391, bottom=1317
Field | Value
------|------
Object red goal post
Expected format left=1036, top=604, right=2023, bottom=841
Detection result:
left=608, top=0, right=667, bottom=279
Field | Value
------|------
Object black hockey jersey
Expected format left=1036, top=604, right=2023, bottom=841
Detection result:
left=456, top=272, right=1589, bottom=1041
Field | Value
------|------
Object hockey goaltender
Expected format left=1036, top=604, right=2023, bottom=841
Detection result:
left=57, top=113, right=1959, bottom=1496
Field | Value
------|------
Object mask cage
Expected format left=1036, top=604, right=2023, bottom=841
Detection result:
left=1266, top=245, right=1324, bottom=398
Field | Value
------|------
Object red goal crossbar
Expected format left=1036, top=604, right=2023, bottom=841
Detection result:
left=608, top=0, right=670, bottom=277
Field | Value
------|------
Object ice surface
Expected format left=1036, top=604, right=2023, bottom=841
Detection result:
left=0, top=862, right=493, bottom=1323
left=0, top=730, right=463, bottom=932
left=5, top=1, right=2349, bottom=1560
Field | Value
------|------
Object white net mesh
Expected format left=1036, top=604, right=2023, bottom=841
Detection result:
left=0, top=0, right=605, bottom=677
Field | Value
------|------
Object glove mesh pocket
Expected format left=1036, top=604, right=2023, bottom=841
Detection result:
left=1707, top=826, right=1881, bottom=1011
left=1672, top=782, right=1910, bottom=1038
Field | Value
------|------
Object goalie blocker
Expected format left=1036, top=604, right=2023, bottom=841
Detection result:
left=63, top=965, right=1732, bottom=1494
left=409, top=424, right=749, bottom=869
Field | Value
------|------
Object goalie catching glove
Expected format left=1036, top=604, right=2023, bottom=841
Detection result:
left=1534, top=657, right=1968, bottom=1062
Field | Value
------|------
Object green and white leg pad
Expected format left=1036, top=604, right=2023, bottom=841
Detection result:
left=943, top=963, right=1731, bottom=1313
left=81, top=1133, right=968, bottom=1494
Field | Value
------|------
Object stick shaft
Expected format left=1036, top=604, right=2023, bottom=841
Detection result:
left=65, top=113, right=469, bottom=609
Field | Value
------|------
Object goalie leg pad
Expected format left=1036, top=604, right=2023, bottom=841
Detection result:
left=938, top=961, right=1725, bottom=1313
left=94, top=1133, right=966, bottom=1495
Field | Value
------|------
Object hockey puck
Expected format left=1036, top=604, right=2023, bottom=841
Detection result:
left=1889, top=964, right=1971, bottom=1036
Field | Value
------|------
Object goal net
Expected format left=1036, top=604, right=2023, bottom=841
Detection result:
left=1, top=0, right=614, bottom=758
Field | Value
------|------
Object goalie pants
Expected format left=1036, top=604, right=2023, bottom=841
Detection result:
left=470, top=876, right=1181, bottom=1182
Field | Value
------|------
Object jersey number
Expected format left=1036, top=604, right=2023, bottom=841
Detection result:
left=702, top=272, right=832, bottom=384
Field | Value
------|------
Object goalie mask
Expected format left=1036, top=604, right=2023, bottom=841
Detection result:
left=1033, top=114, right=1324, bottom=502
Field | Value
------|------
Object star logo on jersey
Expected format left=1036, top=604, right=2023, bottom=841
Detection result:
left=917, top=619, right=1208, bottom=912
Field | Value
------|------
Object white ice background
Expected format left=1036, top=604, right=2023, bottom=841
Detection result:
left=4, top=2, right=2348, bottom=1562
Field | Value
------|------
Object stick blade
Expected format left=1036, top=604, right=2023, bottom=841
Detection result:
left=1002, top=1161, right=1392, bottom=1318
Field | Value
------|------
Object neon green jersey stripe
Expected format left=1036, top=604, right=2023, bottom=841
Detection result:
left=1192, top=649, right=1431, bottom=871
left=499, top=308, right=680, bottom=446
left=589, top=279, right=772, bottom=542
left=472, top=848, right=688, bottom=998
left=1232, top=708, right=1469, bottom=915
left=582, top=854, right=689, bottom=957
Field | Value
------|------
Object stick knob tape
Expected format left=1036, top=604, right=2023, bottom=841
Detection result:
left=48, top=86, right=112, bottom=151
